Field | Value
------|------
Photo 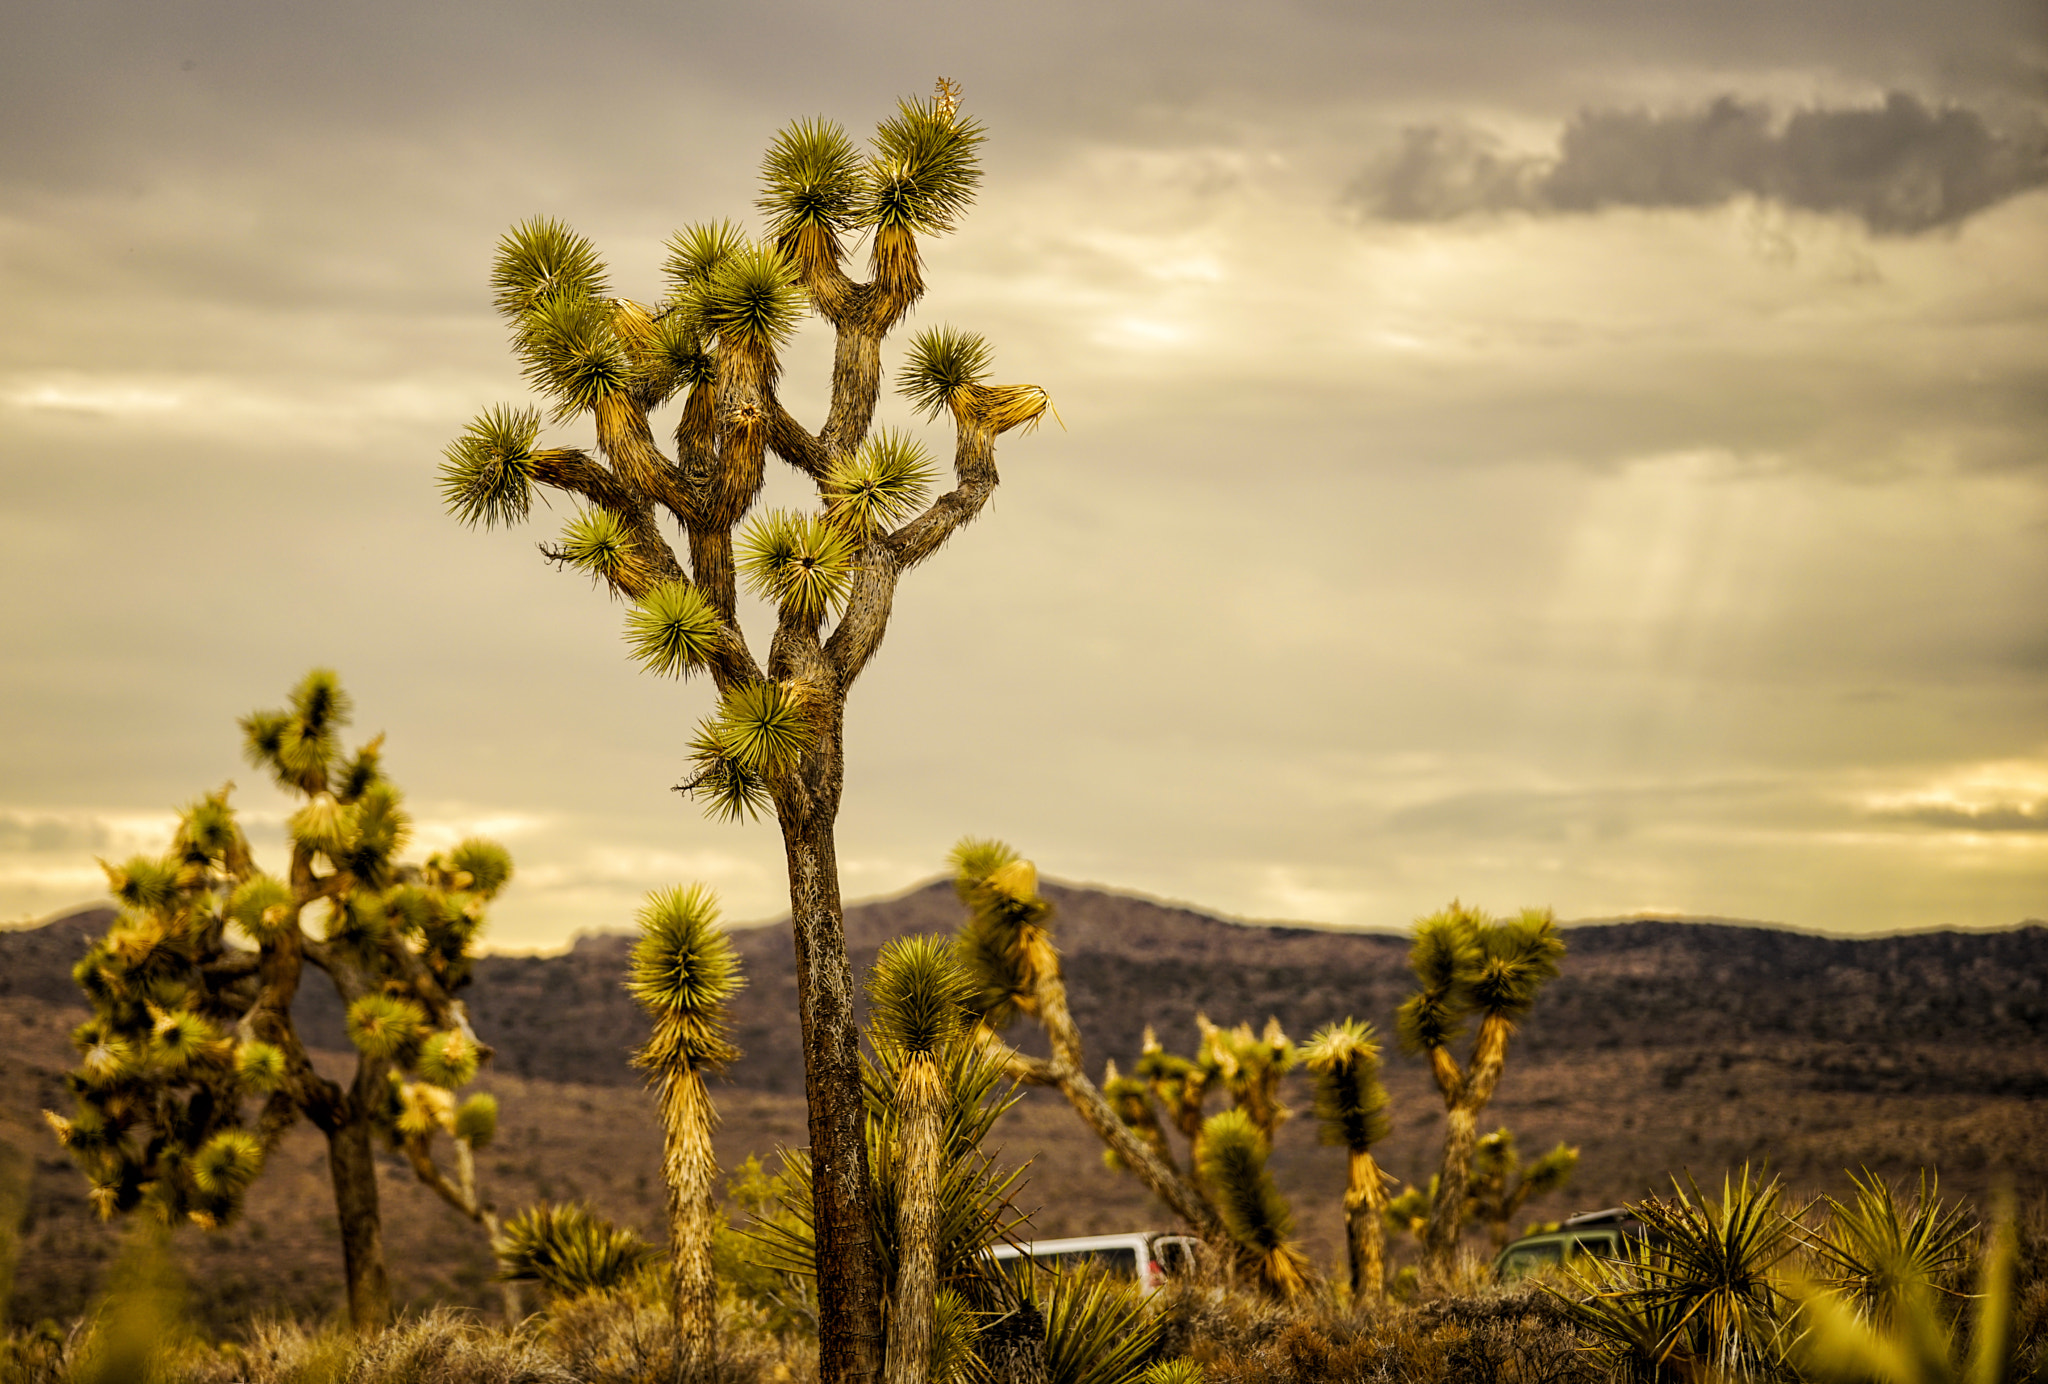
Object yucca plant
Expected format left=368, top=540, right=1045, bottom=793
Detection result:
left=867, top=936, right=974, bottom=1384
left=43, top=670, right=514, bottom=1332
left=1809, top=1168, right=1979, bottom=1326
left=1394, top=901, right=1564, bottom=1279
left=946, top=839, right=1229, bottom=1248
left=627, top=883, right=744, bottom=1376
left=496, top=1202, right=659, bottom=1300
left=1300, top=1019, right=1395, bottom=1301
left=441, top=80, right=1050, bottom=1384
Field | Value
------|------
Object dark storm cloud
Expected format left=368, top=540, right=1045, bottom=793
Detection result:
left=1349, top=93, right=2048, bottom=234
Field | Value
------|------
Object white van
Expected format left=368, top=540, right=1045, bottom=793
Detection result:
left=987, top=1232, right=1205, bottom=1295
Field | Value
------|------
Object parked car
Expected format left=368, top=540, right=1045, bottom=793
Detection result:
left=1492, top=1207, right=1650, bottom=1282
left=987, top=1232, right=1205, bottom=1295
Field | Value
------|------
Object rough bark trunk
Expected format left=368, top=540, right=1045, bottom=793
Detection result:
left=782, top=803, right=883, bottom=1384
left=664, top=1073, right=721, bottom=1381
left=1345, top=1149, right=1390, bottom=1303
left=324, top=1110, right=391, bottom=1331
left=883, top=1057, right=944, bottom=1384
left=1423, top=1103, right=1478, bottom=1280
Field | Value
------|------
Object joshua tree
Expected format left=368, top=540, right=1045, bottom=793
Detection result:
left=947, top=840, right=1227, bottom=1247
left=1395, top=902, right=1564, bottom=1280
left=438, top=80, right=1049, bottom=1384
left=1466, top=1127, right=1579, bottom=1249
left=43, top=670, right=512, bottom=1330
left=627, top=883, right=744, bottom=1375
left=866, top=936, right=974, bottom=1384
left=1300, top=1019, right=1395, bottom=1301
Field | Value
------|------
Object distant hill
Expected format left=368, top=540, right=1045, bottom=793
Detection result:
left=9, top=885, right=2044, bottom=1095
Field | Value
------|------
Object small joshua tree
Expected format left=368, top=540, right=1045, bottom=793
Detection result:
left=1467, top=1127, right=1578, bottom=1249
left=1300, top=1019, right=1395, bottom=1301
left=1395, top=902, right=1564, bottom=1280
left=628, top=884, right=743, bottom=1376
left=866, top=936, right=974, bottom=1384
left=439, top=80, right=1049, bottom=1384
left=44, top=670, right=511, bottom=1330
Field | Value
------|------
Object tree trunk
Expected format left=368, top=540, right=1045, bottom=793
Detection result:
left=1053, top=1065, right=1228, bottom=1245
left=663, top=1072, right=721, bottom=1381
left=782, top=806, right=883, bottom=1384
left=324, top=1111, right=391, bottom=1332
left=1423, top=1103, right=1477, bottom=1281
left=1344, top=1149, right=1390, bottom=1303
left=884, top=1057, right=944, bottom=1384
left=981, top=1302, right=1049, bottom=1384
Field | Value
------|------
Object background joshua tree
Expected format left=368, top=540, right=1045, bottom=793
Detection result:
left=1394, top=901, right=1564, bottom=1280
left=946, top=841, right=1227, bottom=1247
left=438, top=79, right=1049, bottom=1384
left=43, top=670, right=512, bottom=1331
left=628, top=884, right=744, bottom=1377
left=1300, top=1019, right=1395, bottom=1302
left=1465, top=1128, right=1579, bottom=1249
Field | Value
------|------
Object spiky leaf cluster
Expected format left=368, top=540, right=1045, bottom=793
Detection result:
left=496, top=1202, right=657, bottom=1297
left=492, top=218, right=611, bottom=319
left=706, top=680, right=818, bottom=778
left=947, top=838, right=1055, bottom=1029
left=676, top=722, right=774, bottom=823
left=692, top=241, right=807, bottom=353
left=899, top=326, right=992, bottom=421
left=823, top=428, right=937, bottom=537
left=439, top=405, right=539, bottom=531
left=1197, top=1108, right=1310, bottom=1297
left=868, top=935, right=972, bottom=1057
left=624, top=579, right=723, bottom=678
left=737, top=510, right=856, bottom=619
left=851, top=95, right=985, bottom=234
left=1396, top=901, right=1564, bottom=1054
left=1300, top=1019, right=1391, bottom=1153
left=629, top=884, right=743, bottom=1073
left=553, top=508, right=648, bottom=592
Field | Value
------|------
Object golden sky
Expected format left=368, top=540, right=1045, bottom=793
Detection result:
left=2, top=0, right=2044, bottom=946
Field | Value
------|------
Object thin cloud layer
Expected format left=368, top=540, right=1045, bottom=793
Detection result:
left=1350, top=92, right=2048, bottom=234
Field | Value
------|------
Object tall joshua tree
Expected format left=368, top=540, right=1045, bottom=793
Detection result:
left=1300, top=1019, right=1395, bottom=1302
left=1394, top=902, right=1564, bottom=1280
left=628, top=884, right=743, bottom=1377
left=947, top=840, right=1227, bottom=1246
left=866, top=936, right=973, bottom=1384
left=43, top=670, right=512, bottom=1330
left=439, top=80, right=1048, bottom=1384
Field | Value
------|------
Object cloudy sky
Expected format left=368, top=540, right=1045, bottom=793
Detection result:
left=3, top=0, right=2044, bottom=949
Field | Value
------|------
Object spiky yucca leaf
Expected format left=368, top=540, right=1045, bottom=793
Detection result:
left=712, top=680, right=816, bottom=777
left=455, top=1092, right=498, bottom=1146
left=1142, top=1362, right=1206, bottom=1384
left=629, top=884, right=743, bottom=1071
left=346, top=994, right=426, bottom=1063
left=225, top=875, right=294, bottom=942
left=442, top=837, right=515, bottom=900
left=662, top=220, right=750, bottom=291
left=868, top=935, right=972, bottom=1057
left=1469, top=907, right=1564, bottom=1020
left=1300, top=1019, right=1391, bottom=1151
left=175, top=791, right=240, bottom=865
left=104, top=855, right=179, bottom=913
left=1811, top=1168, right=1977, bottom=1322
left=758, top=118, right=860, bottom=242
left=77, top=1034, right=137, bottom=1088
left=624, top=578, right=722, bottom=677
left=149, top=1009, right=220, bottom=1075
left=417, top=1030, right=480, bottom=1088
left=234, top=1040, right=286, bottom=1093
left=677, top=723, right=774, bottom=823
left=823, top=428, right=938, bottom=536
left=440, top=405, right=540, bottom=530
left=190, top=1129, right=263, bottom=1196
left=491, top=217, right=610, bottom=319
left=287, top=796, right=356, bottom=861
left=928, top=1287, right=983, bottom=1384
left=737, top=510, right=856, bottom=620
left=516, top=291, right=633, bottom=422
left=853, top=95, right=985, bottom=234
left=1198, top=1107, right=1311, bottom=1298
left=696, top=241, right=806, bottom=351
left=639, top=308, right=714, bottom=399
left=496, top=1202, right=656, bottom=1297
left=1040, top=1267, right=1162, bottom=1384
left=554, top=508, right=648, bottom=590
left=949, top=837, right=1019, bottom=896
left=899, top=325, right=993, bottom=421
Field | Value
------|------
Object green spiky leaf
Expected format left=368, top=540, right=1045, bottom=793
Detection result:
left=852, top=96, right=985, bottom=234
left=737, top=510, right=856, bottom=620
left=1301, top=1018, right=1391, bottom=1152
left=105, top=855, right=180, bottom=914
left=440, top=405, right=540, bottom=529
left=676, top=724, right=773, bottom=824
left=554, top=508, right=644, bottom=589
left=711, top=681, right=816, bottom=777
left=346, top=994, right=426, bottom=1063
left=898, top=325, right=992, bottom=421
left=226, top=875, right=294, bottom=943
left=491, top=217, right=610, bottom=319
left=417, top=1029, right=481, bottom=1088
left=496, top=1202, right=656, bottom=1296
left=629, top=884, right=743, bottom=1028
left=823, top=427, right=938, bottom=536
left=516, top=291, right=633, bottom=421
left=662, top=220, right=750, bottom=292
left=868, top=935, right=972, bottom=1057
left=758, top=119, right=860, bottom=240
left=624, top=578, right=722, bottom=677
left=190, top=1129, right=263, bottom=1196
left=455, top=1092, right=499, bottom=1146
left=234, top=1040, right=286, bottom=1093
left=443, top=838, right=514, bottom=901
left=696, top=241, right=806, bottom=351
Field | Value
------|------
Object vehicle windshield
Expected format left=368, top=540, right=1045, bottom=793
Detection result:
left=1003, top=1246, right=1139, bottom=1280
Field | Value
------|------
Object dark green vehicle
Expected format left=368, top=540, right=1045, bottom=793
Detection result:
left=1492, top=1208, right=1648, bottom=1281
